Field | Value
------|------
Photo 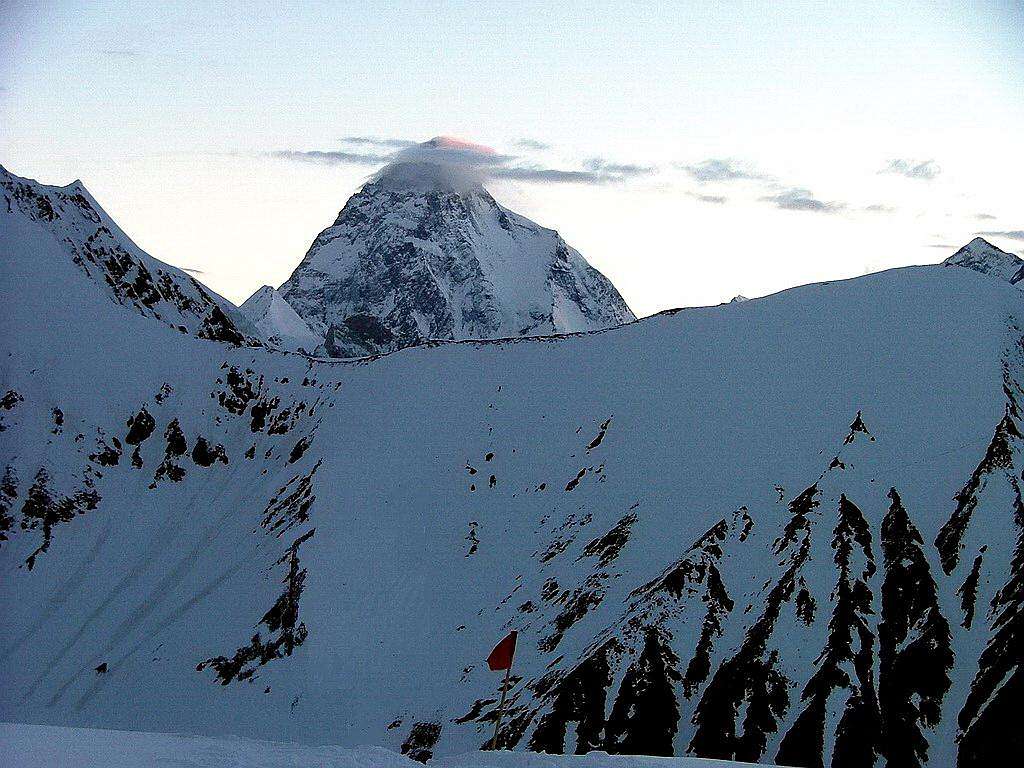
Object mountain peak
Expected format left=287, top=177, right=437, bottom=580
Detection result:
left=279, top=148, right=635, bottom=358
left=240, top=285, right=322, bottom=354
left=944, top=237, right=1024, bottom=286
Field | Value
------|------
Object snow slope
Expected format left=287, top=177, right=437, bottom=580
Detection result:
left=1, top=191, right=1022, bottom=768
left=240, top=286, right=323, bottom=353
left=279, top=139, right=635, bottom=358
left=0, top=165, right=260, bottom=346
left=0, top=723, right=775, bottom=768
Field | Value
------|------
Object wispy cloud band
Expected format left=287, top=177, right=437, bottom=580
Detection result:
left=880, top=158, right=941, bottom=180
left=976, top=230, right=1024, bottom=241
left=760, top=187, right=845, bottom=213
left=273, top=135, right=653, bottom=185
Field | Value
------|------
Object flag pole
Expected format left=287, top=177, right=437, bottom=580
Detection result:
left=490, top=661, right=512, bottom=750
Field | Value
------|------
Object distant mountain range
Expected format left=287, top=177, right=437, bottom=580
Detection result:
left=2, top=158, right=1022, bottom=768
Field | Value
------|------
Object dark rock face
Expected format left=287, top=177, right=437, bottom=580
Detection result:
left=530, top=641, right=618, bottom=755
left=950, top=390, right=1024, bottom=766
left=18, top=467, right=100, bottom=570
left=153, top=419, right=188, bottom=484
left=197, top=529, right=314, bottom=685
left=776, top=495, right=880, bottom=768
left=191, top=437, right=228, bottom=467
left=279, top=178, right=635, bottom=358
left=604, top=628, right=682, bottom=756
left=124, top=407, right=156, bottom=445
left=401, top=722, right=442, bottom=763
left=878, top=488, right=952, bottom=768
left=323, top=315, right=395, bottom=359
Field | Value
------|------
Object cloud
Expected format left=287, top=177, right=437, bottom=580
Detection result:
left=678, top=158, right=771, bottom=183
left=879, top=158, right=941, bottom=180
left=340, top=136, right=417, bottom=149
left=760, top=187, right=845, bottom=213
left=514, top=138, right=551, bottom=151
left=687, top=192, right=728, bottom=204
left=583, top=158, right=655, bottom=178
left=494, top=167, right=614, bottom=184
left=975, top=213, right=997, bottom=220
left=864, top=203, right=897, bottom=213
left=275, top=136, right=652, bottom=187
left=272, top=149, right=393, bottom=166
left=378, top=136, right=515, bottom=170
left=976, top=230, right=1024, bottom=241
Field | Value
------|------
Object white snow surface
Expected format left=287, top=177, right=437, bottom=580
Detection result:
left=240, top=285, right=323, bottom=353
left=0, top=723, right=776, bottom=768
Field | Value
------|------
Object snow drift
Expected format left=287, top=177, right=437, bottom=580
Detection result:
left=0, top=723, right=778, bottom=768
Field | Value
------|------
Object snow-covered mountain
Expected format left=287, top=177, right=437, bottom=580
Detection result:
left=279, top=139, right=635, bottom=358
left=943, top=236, right=1024, bottom=286
left=0, top=165, right=260, bottom=346
left=1, top=192, right=1023, bottom=768
left=240, top=286, right=323, bottom=354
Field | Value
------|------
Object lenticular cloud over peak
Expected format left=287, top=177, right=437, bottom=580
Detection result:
left=371, top=136, right=509, bottom=192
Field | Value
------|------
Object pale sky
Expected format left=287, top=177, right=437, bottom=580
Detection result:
left=2, top=1, right=1022, bottom=316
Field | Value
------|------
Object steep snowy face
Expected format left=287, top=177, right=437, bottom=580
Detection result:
left=279, top=142, right=635, bottom=358
left=0, top=165, right=259, bottom=345
left=3, top=251, right=1024, bottom=768
left=240, top=286, right=323, bottom=354
left=944, top=236, right=1024, bottom=286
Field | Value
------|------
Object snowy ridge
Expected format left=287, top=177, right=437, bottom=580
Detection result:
left=0, top=165, right=260, bottom=346
left=240, top=286, right=323, bottom=354
left=943, top=236, right=1024, bottom=286
left=279, top=141, right=635, bottom=358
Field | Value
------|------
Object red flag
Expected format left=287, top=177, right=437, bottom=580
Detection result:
left=487, top=630, right=518, bottom=671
